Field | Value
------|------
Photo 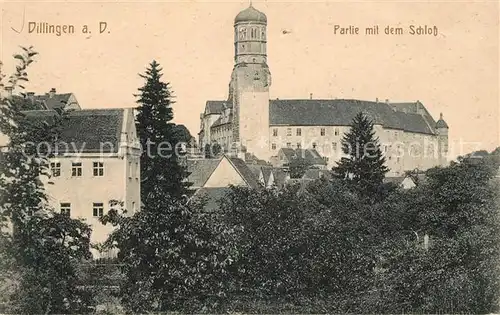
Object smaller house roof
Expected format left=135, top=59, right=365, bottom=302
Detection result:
left=227, top=156, right=260, bottom=189
left=186, top=158, right=221, bottom=188
left=280, top=148, right=327, bottom=166
left=34, top=93, right=75, bottom=110
left=204, top=101, right=226, bottom=115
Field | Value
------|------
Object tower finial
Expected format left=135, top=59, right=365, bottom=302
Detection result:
left=249, top=0, right=253, bottom=7
left=440, top=112, right=443, bottom=120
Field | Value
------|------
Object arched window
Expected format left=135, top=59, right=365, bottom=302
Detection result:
left=239, top=27, right=246, bottom=40
left=251, top=28, right=257, bottom=38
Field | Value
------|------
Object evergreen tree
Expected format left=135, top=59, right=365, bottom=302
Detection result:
left=135, top=60, right=190, bottom=203
left=332, top=112, right=388, bottom=198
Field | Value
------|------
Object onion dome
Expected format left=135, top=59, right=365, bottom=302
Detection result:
left=436, top=113, right=449, bottom=129
left=235, top=4, right=267, bottom=24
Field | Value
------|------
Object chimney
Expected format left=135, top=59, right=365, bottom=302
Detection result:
left=376, top=97, right=379, bottom=103
left=49, top=88, right=56, bottom=98
left=309, top=93, right=313, bottom=100
left=385, top=99, right=389, bottom=104
left=27, top=92, right=35, bottom=102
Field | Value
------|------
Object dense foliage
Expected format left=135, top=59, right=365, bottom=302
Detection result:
left=0, top=48, right=94, bottom=313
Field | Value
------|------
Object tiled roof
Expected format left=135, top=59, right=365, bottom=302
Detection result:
left=22, top=109, right=124, bottom=153
left=228, top=156, right=260, bottom=189
left=186, top=158, right=221, bottom=188
left=269, top=99, right=437, bottom=135
left=212, top=113, right=233, bottom=128
left=247, top=165, right=263, bottom=178
left=280, top=148, right=327, bottom=166
left=261, top=167, right=272, bottom=184
left=205, top=101, right=227, bottom=115
left=271, top=168, right=288, bottom=189
left=12, top=95, right=47, bottom=110
left=34, top=93, right=73, bottom=110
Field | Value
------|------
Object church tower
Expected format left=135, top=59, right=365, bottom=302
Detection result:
left=229, top=4, right=271, bottom=161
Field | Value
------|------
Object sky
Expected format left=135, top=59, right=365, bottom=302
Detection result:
left=1, top=0, right=499, bottom=157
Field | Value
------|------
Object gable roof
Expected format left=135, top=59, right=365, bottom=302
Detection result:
left=186, top=158, right=221, bottom=188
left=261, top=167, right=273, bottom=184
left=204, top=101, right=227, bottom=115
left=271, top=168, right=288, bottom=189
left=227, top=156, right=260, bottom=189
left=22, top=109, right=124, bottom=153
left=269, top=99, right=437, bottom=135
left=34, top=93, right=74, bottom=110
left=280, top=148, right=327, bottom=166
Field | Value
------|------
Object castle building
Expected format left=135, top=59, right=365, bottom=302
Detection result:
left=199, top=4, right=449, bottom=176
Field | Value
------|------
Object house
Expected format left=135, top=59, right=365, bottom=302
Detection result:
left=21, top=108, right=141, bottom=258
left=383, top=175, right=419, bottom=190
left=272, top=148, right=328, bottom=170
left=187, top=154, right=261, bottom=211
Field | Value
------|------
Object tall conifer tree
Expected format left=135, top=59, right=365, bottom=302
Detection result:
left=332, top=112, right=389, bottom=197
left=135, top=61, right=189, bottom=204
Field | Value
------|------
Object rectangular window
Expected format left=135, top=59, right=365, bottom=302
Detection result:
left=93, top=162, right=104, bottom=176
left=271, top=143, right=276, bottom=150
left=286, top=128, right=292, bottom=136
left=297, top=143, right=301, bottom=149
left=286, top=142, right=291, bottom=148
left=320, top=128, right=326, bottom=136
left=50, top=162, right=61, bottom=177
left=71, top=162, right=82, bottom=177
left=135, top=162, right=139, bottom=179
left=296, top=128, right=302, bottom=136
left=60, top=203, right=71, bottom=216
left=322, top=156, right=329, bottom=163
left=129, top=162, right=132, bottom=178
left=334, top=128, right=339, bottom=136
left=332, top=142, right=337, bottom=151
left=93, top=202, right=104, bottom=217
left=272, top=128, right=278, bottom=137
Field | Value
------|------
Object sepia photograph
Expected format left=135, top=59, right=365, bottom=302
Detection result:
left=0, top=0, right=499, bottom=313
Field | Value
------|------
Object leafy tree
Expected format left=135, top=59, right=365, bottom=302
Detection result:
left=135, top=60, right=190, bottom=203
left=0, top=47, right=94, bottom=314
left=100, top=197, right=236, bottom=313
left=286, top=156, right=313, bottom=179
left=332, top=112, right=388, bottom=199
left=378, top=157, right=500, bottom=313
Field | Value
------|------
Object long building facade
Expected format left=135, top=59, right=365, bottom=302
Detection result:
left=199, top=4, right=449, bottom=176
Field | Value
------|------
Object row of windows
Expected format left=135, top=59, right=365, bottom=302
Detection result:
left=273, top=127, right=341, bottom=137
left=238, top=27, right=266, bottom=40
left=51, top=162, right=104, bottom=178
left=272, top=142, right=339, bottom=151
left=60, top=201, right=137, bottom=217
left=59, top=202, right=104, bottom=217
